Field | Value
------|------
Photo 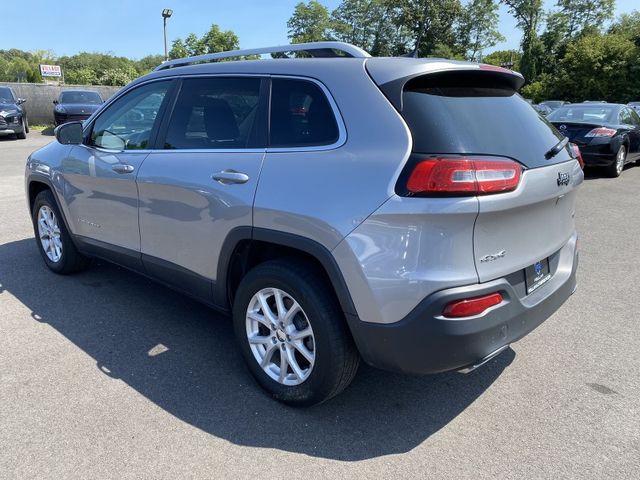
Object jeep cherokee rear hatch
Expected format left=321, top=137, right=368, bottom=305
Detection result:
left=368, top=59, right=582, bottom=284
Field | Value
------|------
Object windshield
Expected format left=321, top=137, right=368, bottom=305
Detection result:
left=60, top=91, right=102, bottom=104
left=547, top=105, right=616, bottom=123
left=0, top=87, right=15, bottom=102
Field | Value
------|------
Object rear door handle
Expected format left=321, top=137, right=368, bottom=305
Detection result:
left=112, top=164, right=135, bottom=174
left=212, top=169, right=249, bottom=185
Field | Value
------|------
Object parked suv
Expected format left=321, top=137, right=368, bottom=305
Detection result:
left=25, top=42, right=582, bottom=405
left=0, top=85, right=28, bottom=139
left=53, top=89, right=104, bottom=126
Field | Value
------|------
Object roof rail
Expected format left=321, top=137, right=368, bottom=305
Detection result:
left=154, top=41, right=371, bottom=71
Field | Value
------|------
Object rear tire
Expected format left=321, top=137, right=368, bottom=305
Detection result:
left=232, top=259, right=360, bottom=406
left=606, top=145, right=626, bottom=178
left=31, top=190, right=90, bottom=274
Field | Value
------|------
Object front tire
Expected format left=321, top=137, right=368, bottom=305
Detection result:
left=233, top=259, right=360, bottom=406
left=31, top=190, right=90, bottom=274
left=606, top=145, right=626, bottom=178
left=23, top=115, right=29, bottom=134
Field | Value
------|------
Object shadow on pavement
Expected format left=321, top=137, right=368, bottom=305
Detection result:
left=0, top=238, right=514, bottom=461
left=582, top=163, right=637, bottom=180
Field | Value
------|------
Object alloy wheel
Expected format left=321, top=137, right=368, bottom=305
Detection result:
left=37, top=205, right=63, bottom=262
left=616, top=146, right=625, bottom=176
left=245, top=287, right=316, bottom=386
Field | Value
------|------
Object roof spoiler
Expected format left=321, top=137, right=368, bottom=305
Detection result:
left=368, top=61, right=525, bottom=111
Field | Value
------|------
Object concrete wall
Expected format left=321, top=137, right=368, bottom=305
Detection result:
left=2, top=83, right=122, bottom=125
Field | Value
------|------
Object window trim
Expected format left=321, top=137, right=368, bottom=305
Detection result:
left=266, top=75, right=347, bottom=153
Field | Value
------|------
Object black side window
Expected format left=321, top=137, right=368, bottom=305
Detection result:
left=164, top=77, right=261, bottom=149
left=270, top=78, right=339, bottom=148
left=630, top=109, right=640, bottom=127
left=91, top=81, right=170, bottom=150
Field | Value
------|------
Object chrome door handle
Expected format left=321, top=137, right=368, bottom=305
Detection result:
left=212, top=170, right=249, bottom=185
left=112, top=164, right=135, bottom=174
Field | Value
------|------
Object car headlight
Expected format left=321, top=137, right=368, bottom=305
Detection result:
left=55, top=105, right=67, bottom=113
left=0, top=109, right=18, bottom=117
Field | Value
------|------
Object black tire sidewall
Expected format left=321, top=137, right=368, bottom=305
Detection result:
left=233, top=261, right=352, bottom=406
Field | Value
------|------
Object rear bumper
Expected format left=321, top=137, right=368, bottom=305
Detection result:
left=576, top=142, right=618, bottom=166
left=346, top=234, right=578, bottom=375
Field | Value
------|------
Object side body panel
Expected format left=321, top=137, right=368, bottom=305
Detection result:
left=254, top=72, right=412, bottom=251
left=61, top=145, right=148, bottom=251
left=333, top=195, right=479, bottom=324
left=136, top=150, right=266, bottom=281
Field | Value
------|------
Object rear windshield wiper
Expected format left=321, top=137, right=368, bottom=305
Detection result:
left=545, top=136, right=569, bottom=160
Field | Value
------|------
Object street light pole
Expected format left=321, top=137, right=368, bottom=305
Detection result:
left=162, top=9, right=173, bottom=61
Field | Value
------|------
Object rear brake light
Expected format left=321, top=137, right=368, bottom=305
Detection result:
left=406, top=157, right=521, bottom=196
left=442, top=292, right=503, bottom=318
left=569, top=143, right=584, bottom=169
left=585, top=127, right=616, bottom=138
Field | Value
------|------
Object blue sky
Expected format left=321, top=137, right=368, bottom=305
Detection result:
left=2, top=0, right=638, bottom=59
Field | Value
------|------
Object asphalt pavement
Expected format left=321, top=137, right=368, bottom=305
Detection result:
left=1, top=134, right=639, bottom=479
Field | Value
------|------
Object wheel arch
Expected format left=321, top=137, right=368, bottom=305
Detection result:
left=28, top=179, right=52, bottom=211
left=217, top=227, right=357, bottom=317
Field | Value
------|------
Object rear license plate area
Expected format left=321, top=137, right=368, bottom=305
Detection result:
left=525, top=258, right=551, bottom=294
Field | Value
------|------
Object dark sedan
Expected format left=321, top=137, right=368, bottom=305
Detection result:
left=0, top=86, right=28, bottom=139
left=53, top=90, right=103, bottom=126
left=548, top=103, right=640, bottom=177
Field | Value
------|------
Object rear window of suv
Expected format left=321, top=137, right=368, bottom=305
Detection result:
left=401, top=72, right=567, bottom=168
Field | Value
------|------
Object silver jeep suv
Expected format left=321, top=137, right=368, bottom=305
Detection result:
left=25, top=42, right=582, bottom=405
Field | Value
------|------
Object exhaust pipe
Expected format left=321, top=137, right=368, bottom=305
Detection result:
left=457, top=344, right=510, bottom=374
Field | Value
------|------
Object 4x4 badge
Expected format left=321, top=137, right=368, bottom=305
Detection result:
left=557, top=172, right=571, bottom=186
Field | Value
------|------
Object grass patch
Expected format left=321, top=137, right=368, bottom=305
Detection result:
left=29, top=124, right=54, bottom=131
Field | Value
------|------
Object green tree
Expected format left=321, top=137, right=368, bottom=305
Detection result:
left=555, top=33, right=640, bottom=102
left=457, top=0, right=504, bottom=61
left=99, top=66, right=137, bottom=86
left=168, top=39, right=189, bottom=59
left=136, top=54, right=165, bottom=74
left=609, top=10, right=640, bottom=45
left=331, top=0, right=403, bottom=56
left=65, top=67, right=98, bottom=85
left=287, top=1, right=335, bottom=43
left=555, top=0, right=615, bottom=39
left=500, top=0, right=544, bottom=81
left=482, top=49, right=522, bottom=70
left=396, top=0, right=465, bottom=57
left=169, top=24, right=240, bottom=59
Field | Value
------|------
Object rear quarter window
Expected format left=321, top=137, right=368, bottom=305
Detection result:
left=269, top=78, right=339, bottom=148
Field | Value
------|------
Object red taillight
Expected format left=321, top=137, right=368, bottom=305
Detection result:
left=406, top=157, right=521, bottom=196
left=585, top=127, right=616, bottom=138
left=442, top=292, right=503, bottom=318
left=569, top=142, right=584, bottom=169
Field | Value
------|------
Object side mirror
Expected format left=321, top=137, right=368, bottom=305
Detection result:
left=55, top=121, right=84, bottom=145
left=53, top=99, right=58, bottom=105
left=16, top=98, right=26, bottom=105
